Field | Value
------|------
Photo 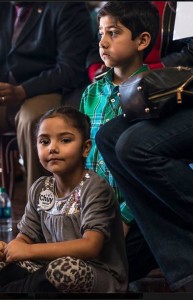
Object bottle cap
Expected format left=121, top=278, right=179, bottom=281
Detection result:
left=0, top=187, right=6, bottom=193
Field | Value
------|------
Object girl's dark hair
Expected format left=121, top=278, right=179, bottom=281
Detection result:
left=98, top=1, right=160, bottom=59
left=35, top=106, right=91, bottom=141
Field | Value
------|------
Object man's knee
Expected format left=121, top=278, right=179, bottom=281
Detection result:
left=115, top=128, right=146, bottom=166
left=16, top=94, right=62, bottom=129
left=16, top=100, right=42, bottom=130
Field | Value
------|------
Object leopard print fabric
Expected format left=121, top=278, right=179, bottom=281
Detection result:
left=45, top=256, right=94, bottom=293
left=0, top=256, right=94, bottom=293
left=17, top=260, right=44, bottom=273
left=0, top=260, right=43, bottom=273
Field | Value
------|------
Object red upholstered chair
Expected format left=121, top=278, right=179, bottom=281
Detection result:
left=0, top=132, right=18, bottom=200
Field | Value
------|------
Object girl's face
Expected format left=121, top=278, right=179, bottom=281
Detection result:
left=36, top=116, right=91, bottom=176
left=99, top=15, right=141, bottom=68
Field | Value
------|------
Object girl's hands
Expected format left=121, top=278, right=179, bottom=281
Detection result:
left=0, top=241, right=7, bottom=261
left=4, top=239, right=31, bottom=263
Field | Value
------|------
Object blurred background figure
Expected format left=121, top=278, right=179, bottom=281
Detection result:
left=0, top=1, right=98, bottom=193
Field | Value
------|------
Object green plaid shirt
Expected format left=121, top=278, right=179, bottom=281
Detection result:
left=80, top=66, right=148, bottom=223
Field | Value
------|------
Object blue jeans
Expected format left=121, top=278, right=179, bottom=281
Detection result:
left=96, top=107, right=193, bottom=291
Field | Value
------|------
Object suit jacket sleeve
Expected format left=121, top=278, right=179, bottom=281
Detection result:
left=16, top=3, right=93, bottom=98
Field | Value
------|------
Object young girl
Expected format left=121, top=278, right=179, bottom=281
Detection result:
left=0, top=106, right=128, bottom=293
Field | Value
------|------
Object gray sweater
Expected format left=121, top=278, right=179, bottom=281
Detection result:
left=18, top=170, right=128, bottom=292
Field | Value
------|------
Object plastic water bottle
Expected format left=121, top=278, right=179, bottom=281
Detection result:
left=0, top=187, right=12, bottom=232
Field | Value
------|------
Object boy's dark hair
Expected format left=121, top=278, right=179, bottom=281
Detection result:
left=98, top=1, right=160, bottom=59
left=35, top=106, right=91, bottom=141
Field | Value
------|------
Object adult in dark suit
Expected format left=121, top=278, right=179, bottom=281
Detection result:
left=0, top=1, right=94, bottom=192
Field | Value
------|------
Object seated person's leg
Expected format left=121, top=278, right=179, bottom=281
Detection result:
left=0, top=257, right=94, bottom=293
left=126, top=221, right=158, bottom=283
left=0, top=262, right=30, bottom=287
left=45, top=256, right=94, bottom=293
left=111, top=108, right=193, bottom=291
left=96, top=117, right=158, bottom=283
left=0, top=265, right=58, bottom=293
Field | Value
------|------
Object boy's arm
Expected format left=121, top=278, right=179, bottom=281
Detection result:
left=120, top=201, right=134, bottom=237
left=79, top=87, right=89, bottom=114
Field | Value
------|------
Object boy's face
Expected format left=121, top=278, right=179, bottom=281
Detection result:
left=99, top=16, right=140, bottom=68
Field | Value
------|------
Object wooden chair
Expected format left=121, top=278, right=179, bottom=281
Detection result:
left=0, top=132, right=18, bottom=200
